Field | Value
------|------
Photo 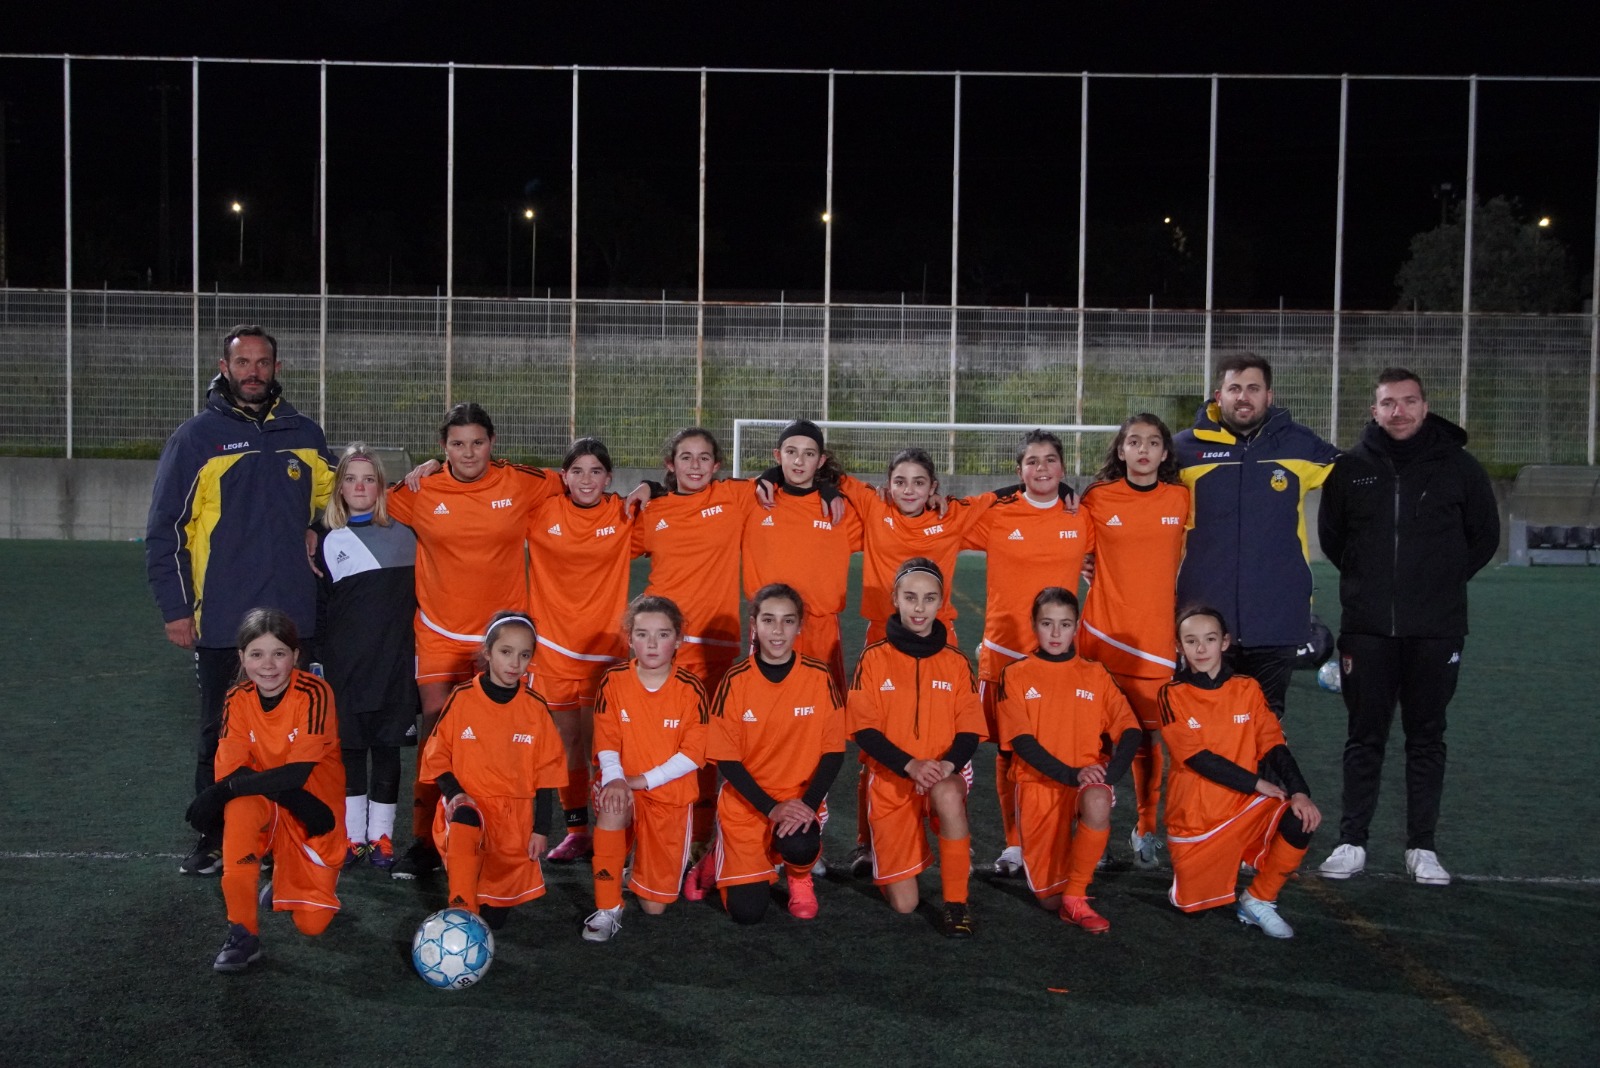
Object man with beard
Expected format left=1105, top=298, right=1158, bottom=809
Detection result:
left=147, top=325, right=336, bottom=875
left=1173, top=354, right=1339, bottom=720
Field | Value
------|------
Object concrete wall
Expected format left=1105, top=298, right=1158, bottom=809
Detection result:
left=0, top=458, right=1515, bottom=563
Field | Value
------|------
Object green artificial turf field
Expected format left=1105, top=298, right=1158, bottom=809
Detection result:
left=1, top=542, right=1595, bottom=1066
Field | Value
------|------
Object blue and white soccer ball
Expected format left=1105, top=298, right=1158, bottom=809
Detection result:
left=1316, top=660, right=1342, bottom=694
left=412, top=908, right=494, bottom=990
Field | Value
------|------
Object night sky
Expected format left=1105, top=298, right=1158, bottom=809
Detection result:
left=2, top=1, right=1596, bottom=309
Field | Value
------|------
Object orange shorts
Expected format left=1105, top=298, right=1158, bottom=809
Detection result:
left=1015, top=779, right=1115, bottom=898
left=223, top=793, right=342, bottom=913
left=538, top=671, right=610, bottom=713
left=415, top=623, right=478, bottom=685
left=710, top=785, right=784, bottom=887
left=1112, top=672, right=1166, bottom=730
left=863, top=765, right=969, bottom=886
left=675, top=639, right=740, bottom=694
left=592, top=785, right=694, bottom=904
left=1167, top=794, right=1289, bottom=912
left=431, top=795, right=549, bottom=907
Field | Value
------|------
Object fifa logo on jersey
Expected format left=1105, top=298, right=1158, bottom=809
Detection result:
left=1058, top=530, right=1079, bottom=539
left=931, top=679, right=953, bottom=692
left=1075, top=689, right=1095, bottom=700
left=793, top=706, right=815, bottom=716
left=663, top=718, right=681, bottom=728
left=1161, top=516, right=1182, bottom=525
left=813, top=520, right=833, bottom=530
left=883, top=516, right=895, bottom=528
left=248, top=730, right=257, bottom=743
left=701, top=505, right=723, bottom=518
left=287, top=728, right=299, bottom=742
left=1233, top=713, right=1251, bottom=724
left=924, top=524, right=945, bottom=535
left=491, top=498, right=513, bottom=509
left=512, top=733, right=534, bottom=744
left=595, top=526, right=617, bottom=537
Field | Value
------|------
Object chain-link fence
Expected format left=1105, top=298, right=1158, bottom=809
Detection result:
left=1, top=288, right=1591, bottom=471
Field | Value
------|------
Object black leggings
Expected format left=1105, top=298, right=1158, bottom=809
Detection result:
left=725, top=824, right=821, bottom=925
left=343, top=746, right=401, bottom=804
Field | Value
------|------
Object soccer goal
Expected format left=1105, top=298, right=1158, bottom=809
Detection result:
left=730, top=420, right=1123, bottom=483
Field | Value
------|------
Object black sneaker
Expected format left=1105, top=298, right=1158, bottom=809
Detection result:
left=939, top=901, right=975, bottom=939
left=213, top=924, right=262, bottom=973
left=479, top=904, right=510, bottom=931
left=390, top=840, right=441, bottom=881
left=179, top=835, right=222, bottom=876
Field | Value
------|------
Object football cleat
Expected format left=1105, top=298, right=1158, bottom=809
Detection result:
left=213, top=924, right=263, bottom=973
left=992, top=845, right=1024, bottom=877
left=582, top=904, right=625, bottom=942
left=1236, top=891, right=1294, bottom=939
left=1058, top=895, right=1111, bottom=934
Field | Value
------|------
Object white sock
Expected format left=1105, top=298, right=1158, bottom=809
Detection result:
left=345, top=794, right=368, bottom=842
left=369, top=801, right=397, bottom=843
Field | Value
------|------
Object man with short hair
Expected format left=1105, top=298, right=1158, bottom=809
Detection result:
left=1173, top=353, right=1340, bottom=719
left=147, top=325, right=335, bottom=875
left=1315, top=369, right=1498, bottom=886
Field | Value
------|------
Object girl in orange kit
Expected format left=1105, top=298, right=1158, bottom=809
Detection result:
left=582, top=595, right=710, bottom=942
left=418, top=612, right=567, bottom=930
left=997, top=588, right=1142, bottom=933
left=188, top=608, right=345, bottom=973
left=1159, top=606, right=1321, bottom=939
left=526, top=437, right=638, bottom=864
left=847, top=558, right=986, bottom=938
left=1078, top=413, right=1190, bottom=870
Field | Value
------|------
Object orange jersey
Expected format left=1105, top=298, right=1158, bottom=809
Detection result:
left=740, top=487, right=863, bottom=617
left=839, top=473, right=995, bottom=625
left=387, top=460, right=562, bottom=641
left=1159, top=672, right=1285, bottom=838
left=847, top=640, right=984, bottom=768
left=418, top=676, right=568, bottom=799
left=1078, top=479, right=1190, bottom=679
left=631, top=480, right=756, bottom=647
left=963, top=494, right=1095, bottom=680
left=216, top=670, right=345, bottom=815
left=592, top=663, right=710, bottom=807
left=996, top=652, right=1139, bottom=781
left=527, top=493, right=635, bottom=680
left=706, top=654, right=847, bottom=799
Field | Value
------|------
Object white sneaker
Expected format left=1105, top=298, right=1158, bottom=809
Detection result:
left=1405, top=848, right=1451, bottom=886
left=1318, top=843, right=1367, bottom=880
left=1236, top=891, right=1295, bottom=939
left=992, top=845, right=1024, bottom=877
left=581, top=904, right=624, bottom=942
left=1130, top=829, right=1164, bottom=870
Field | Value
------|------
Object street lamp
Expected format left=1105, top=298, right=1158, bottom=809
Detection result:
left=525, top=208, right=537, bottom=297
left=231, top=201, right=244, bottom=266
left=1538, top=216, right=1551, bottom=228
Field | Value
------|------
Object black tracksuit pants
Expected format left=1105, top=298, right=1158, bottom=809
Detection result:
left=1335, top=632, right=1462, bottom=852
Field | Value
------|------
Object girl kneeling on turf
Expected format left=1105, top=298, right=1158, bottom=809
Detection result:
left=847, top=558, right=986, bottom=937
left=187, top=608, right=345, bottom=973
left=686, top=583, right=847, bottom=923
left=1159, top=606, right=1321, bottom=939
left=584, top=595, right=710, bottom=942
left=417, top=612, right=567, bottom=930
left=996, top=587, right=1143, bottom=933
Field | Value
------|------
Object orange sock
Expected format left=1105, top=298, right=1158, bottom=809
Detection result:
left=856, top=769, right=870, bottom=845
left=591, top=827, right=628, bottom=910
left=784, top=860, right=812, bottom=882
left=412, top=778, right=441, bottom=841
left=444, top=821, right=484, bottom=913
left=1064, top=824, right=1111, bottom=897
left=1131, top=737, right=1164, bottom=837
left=220, top=796, right=267, bottom=933
left=1247, top=832, right=1308, bottom=903
left=292, top=908, right=334, bottom=936
left=938, top=835, right=971, bottom=905
left=996, top=751, right=1019, bottom=848
left=559, top=766, right=591, bottom=834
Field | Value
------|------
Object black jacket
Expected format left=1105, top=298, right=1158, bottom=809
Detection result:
left=1318, top=413, right=1499, bottom=638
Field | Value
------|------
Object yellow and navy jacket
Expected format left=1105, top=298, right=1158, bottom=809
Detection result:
left=145, top=375, right=335, bottom=648
left=1173, top=402, right=1339, bottom=648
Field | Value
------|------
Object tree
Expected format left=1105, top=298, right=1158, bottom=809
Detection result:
left=1395, top=195, right=1575, bottom=314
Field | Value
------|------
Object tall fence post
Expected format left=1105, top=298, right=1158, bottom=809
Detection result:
left=822, top=71, right=834, bottom=421
left=1203, top=75, right=1219, bottom=397
left=1460, top=75, right=1478, bottom=426
left=1589, top=98, right=1600, bottom=466
left=190, top=58, right=200, bottom=415
left=317, top=61, right=328, bottom=427
left=1331, top=75, right=1349, bottom=444
left=444, top=63, right=456, bottom=406
left=947, top=73, right=961, bottom=474
left=63, top=57, right=73, bottom=459
left=695, top=69, right=707, bottom=424
left=1075, top=73, right=1090, bottom=475
left=568, top=66, right=580, bottom=440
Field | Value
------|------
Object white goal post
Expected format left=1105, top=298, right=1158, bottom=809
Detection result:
left=730, top=419, right=1124, bottom=478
